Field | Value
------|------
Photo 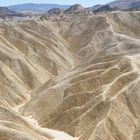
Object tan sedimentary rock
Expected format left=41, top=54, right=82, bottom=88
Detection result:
left=0, top=11, right=140, bottom=140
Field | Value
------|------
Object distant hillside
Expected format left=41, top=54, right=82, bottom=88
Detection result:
left=108, top=0, right=140, bottom=9
left=93, top=5, right=120, bottom=13
left=130, top=1, right=140, bottom=8
left=0, top=7, right=23, bottom=19
left=88, top=0, right=140, bottom=11
left=8, top=3, right=70, bottom=12
left=88, top=5, right=102, bottom=11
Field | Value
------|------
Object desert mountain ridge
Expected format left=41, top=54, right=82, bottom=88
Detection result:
left=5, top=0, right=140, bottom=14
left=8, top=3, right=71, bottom=13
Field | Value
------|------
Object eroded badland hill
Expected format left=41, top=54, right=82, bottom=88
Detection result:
left=0, top=6, right=140, bottom=140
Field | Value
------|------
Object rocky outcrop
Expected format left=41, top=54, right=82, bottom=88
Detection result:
left=64, top=4, right=85, bottom=14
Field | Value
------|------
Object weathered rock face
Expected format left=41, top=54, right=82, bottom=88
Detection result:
left=0, top=10, right=140, bottom=140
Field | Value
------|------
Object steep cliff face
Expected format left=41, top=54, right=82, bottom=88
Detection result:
left=0, top=10, right=140, bottom=140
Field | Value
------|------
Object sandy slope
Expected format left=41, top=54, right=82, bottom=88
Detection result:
left=0, top=11, right=140, bottom=140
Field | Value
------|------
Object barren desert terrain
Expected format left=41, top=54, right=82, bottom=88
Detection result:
left=0, top=6, right=140, bottom=140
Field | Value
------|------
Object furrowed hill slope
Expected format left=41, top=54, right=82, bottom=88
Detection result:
left=0, top=11, right=140, bottom=140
